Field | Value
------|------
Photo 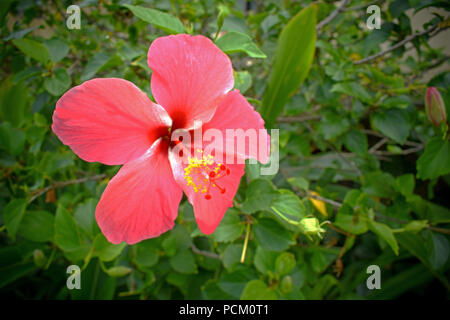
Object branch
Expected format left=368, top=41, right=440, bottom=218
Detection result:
left=354, top=22, right=441, bottom=65
left=342, top=0, right=382, bottom=12
left=371, top=144, right=424, bottom=156
left=28, top=174, right=108, bottom=204
left=296, top=191, right=449, bottom=235
left=316, top=0, right=350, bottom=31
left=277, top=114, right=321, bottom=123
left=190, top=243, right=220, bottom=259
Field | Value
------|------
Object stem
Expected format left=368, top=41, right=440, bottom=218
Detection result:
left=240, top=222, right=251, bottom=263
left=44, top=247, right=56, bottom=270
left=271, top=206, right=300, bottom=225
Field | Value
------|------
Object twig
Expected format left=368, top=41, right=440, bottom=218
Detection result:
left=277, top=115, right=321, bottom=123
left=316, top=0, right=350, bottom=31
left=354, top=22, right=441, bottom=65
left=282, top=165, right=357, bottom=173
left=305, top=123, right=363, bottom=178
left=28, top=174, right=108, bottom=204
left=306, top=192, right=343, bottom=208
left=371, top=144, right=424, bottom=156
left=362, top=129, right=422, bottom=147
left=369, top=137, right=389, bottom=153
left=296, top=190, right=449, bottom=235
left=408, top=55, right=450, bottom=84
left=328, top=223, right=351, bottom=237
left=190, top=243, right=220, bottom=259
left=342, top=0, right=382, bottom=12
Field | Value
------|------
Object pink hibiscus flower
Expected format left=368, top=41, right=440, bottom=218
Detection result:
left=52, top=34, right=270, bottom=244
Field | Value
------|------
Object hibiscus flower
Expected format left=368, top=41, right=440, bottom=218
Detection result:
left=52, top=34, right=270, bottom=244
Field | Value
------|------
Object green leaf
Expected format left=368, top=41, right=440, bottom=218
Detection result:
left=170, top=249, right=197, bottom=274
left=367, top=264, right=433, bottom=300
left=363, top=171, right=395, bottom=198
left=0, top=262, right=35, bottom=289
left=0, top=80, right=28, bottom=126
left=216, top=31, right=266, bottom=58
left=80, top=53, right=105, bottom=81
left=3, top=198, right=27, bottom=240
left=381, top=95, right=411, bottom=109
left=271, top=189, right=306, bottom=219
left=233, top=71, right=252, bottom=94
left=395, top=174, right=415, bottom=198
left=71, top=259, right=116, bottom=300
left=416, top=137, right=450, bottom=180
left=222, top=244, right=245, bottom=270
left=344, top=129, right=368, bottom=154
left=213, top=208, right=244, bottom=242
left=254, top=218, right=295, bottom=251
left=202, top=280, right=234, bottom=300
left=44, top=38, right=70, bottom=63
left=331, top=82, right=372, bottom=102
left=73, top=198, right=98, bottom=239
left=334, top=204, right=368, bottom=235
left=80, top=52, right=122, bottom=82
left=240, top=280, right=277, bottom=300
left=135, top=239, right=160, bottom=267
left=253, top=246, right=277, bottom=275
left=12, top=38, right=50, bottom=64
left=368, top=220, right=399, bottom=255
left=218, top=266, right=256, bottom=298
left=3, top=27, right=36, bottom=41
left=44, top=68, right=71, bottom=96
left=261, top=4, right=317, bottom=127
left=122, top=4, right=185, bottom=34
left=372, top=108, right=411, bottom=144
left=318, top=111, right=350, bottom=140
left=54, top=205, right=89, bottom=261
left=275, top=252, right=296, bottom=276
left=0, top=122, right=25, bottom=156
left=17, top=210, right=54, bottom=242
left=308, top=247, right=340, bottom=274
left=93, top=233, right=126, bottom=262
left=288, top=177, right=309, bottom=192
left=241, top=179, right=277, bottom=214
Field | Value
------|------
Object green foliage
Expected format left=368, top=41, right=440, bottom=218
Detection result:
left=0, top=0, right=449, bottom=300
left=261, top=4, right=317, bottom=127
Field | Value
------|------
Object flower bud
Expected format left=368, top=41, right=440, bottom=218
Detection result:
left=106, top=266, right=132, bottom=277
left=299, top=217, right=326, bottom=239
left=33, top=249, right=46, bottom=268
left=280, top=275, right=294, bottom=294
left=425, top=87, right=447, bottom=126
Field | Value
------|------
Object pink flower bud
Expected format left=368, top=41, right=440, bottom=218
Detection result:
left=425, top=87, right=447, bottom=126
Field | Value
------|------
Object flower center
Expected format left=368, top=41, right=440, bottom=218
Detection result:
left=184, top=150, right=230, bottom=200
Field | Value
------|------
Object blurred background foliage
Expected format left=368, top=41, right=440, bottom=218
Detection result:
left=0, top=0, right=449, bottom=300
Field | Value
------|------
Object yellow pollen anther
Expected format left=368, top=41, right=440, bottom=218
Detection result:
left=183, top=152, right=228, bottom=198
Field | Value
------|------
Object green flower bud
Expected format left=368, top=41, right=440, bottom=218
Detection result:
left=299, top=217, right=326, bottom=239
left=425, top=87, right=447, bottom=126
left=280, top=275, right=294, bottom=294
left=217, top=4, right=230, bottom=32
left=106, top=266, right=132, bottom=277
left=33, top=249, right=46, bottom=268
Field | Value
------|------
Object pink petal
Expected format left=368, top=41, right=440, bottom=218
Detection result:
left=96, top=139, right=182, bottom=244
left=147, top=34, right=233, bottom=130
left=202, top=90, right=270, bottom=164
left=52, top=78, right=171, bottom=165
left=169, top=149, right=245, bottom=234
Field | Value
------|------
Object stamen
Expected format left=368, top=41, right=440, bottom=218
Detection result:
left=183, top=151, right=230, bottom=199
